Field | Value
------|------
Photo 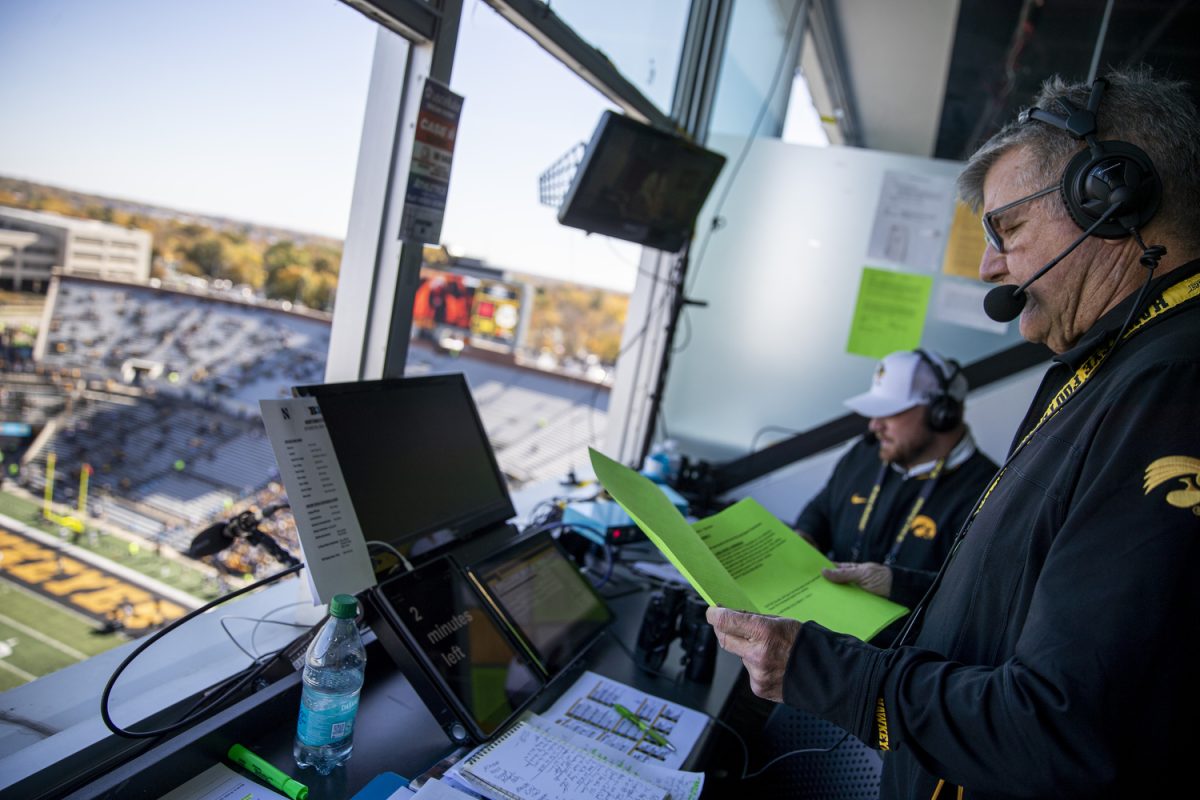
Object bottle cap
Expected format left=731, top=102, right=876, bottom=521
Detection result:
left=330, top=594, right=358, bottom=619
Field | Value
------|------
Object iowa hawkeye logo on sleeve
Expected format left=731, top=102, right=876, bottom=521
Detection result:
left=1143, top=456, right=1200, bottom=515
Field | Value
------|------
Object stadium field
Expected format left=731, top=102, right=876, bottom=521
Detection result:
left=0, top=578, right=125, bottom=692
left=0, top=489, right=218, bottom=601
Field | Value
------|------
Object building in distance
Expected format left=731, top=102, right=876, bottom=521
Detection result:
left=0, top=206, right=152, bottom=291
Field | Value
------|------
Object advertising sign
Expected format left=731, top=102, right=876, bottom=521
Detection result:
left=400, top=79, right=464, bottom=244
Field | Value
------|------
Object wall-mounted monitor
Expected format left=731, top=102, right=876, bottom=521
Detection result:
left=557, top=111, right=726, bottom=253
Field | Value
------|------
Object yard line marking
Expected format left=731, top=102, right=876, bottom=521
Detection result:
left=0, top=656, right=38, bottom=682
left=0, top=611, right=88, bottom=660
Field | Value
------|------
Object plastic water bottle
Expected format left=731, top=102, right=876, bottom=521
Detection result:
left=642, top=440, right=680, bottom=484
left=294, top=594, right=366, bottom=775
left=662, top=439, right=682, bottom=483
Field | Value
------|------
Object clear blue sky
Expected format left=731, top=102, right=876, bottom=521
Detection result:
left=0, top=0, right=661, bottom=290
left=0, top=0, right=375, bottom=239
left=0, top=1, right=823, bottom=292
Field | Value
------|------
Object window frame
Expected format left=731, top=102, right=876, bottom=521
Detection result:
left=0, top=3, right=456, bottom=793
left=1, top=0, right=729, bottom=791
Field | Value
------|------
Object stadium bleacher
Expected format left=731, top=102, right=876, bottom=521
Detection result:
left=15, top=276, right=609, bottom=570
left=44, top=280, right=330, bottom=418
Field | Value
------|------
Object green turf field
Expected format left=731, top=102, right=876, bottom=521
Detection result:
left=0, top=489, right=219, bottom=601
left=0, top=578, right=125, bottom=692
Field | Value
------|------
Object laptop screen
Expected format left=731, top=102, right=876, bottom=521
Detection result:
left=294, top=375, right=514, bottom=552
left=469, top=532, right=613, bottom=678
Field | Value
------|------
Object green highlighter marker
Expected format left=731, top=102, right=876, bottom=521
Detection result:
left=612, top=703, right=677, bottom=752
left=228, top=744, right=309, bottom=800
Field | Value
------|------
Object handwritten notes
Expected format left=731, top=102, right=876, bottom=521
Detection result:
left=458, top=721, right=665, bottom=800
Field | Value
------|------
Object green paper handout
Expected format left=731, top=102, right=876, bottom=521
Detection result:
left=589, top=448, right=907, bottom=641
left=846, top=266, right=933, bottom=359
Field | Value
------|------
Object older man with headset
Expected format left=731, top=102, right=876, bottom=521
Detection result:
left=796, top=349, right=997, bottom=614
left=709, top=67, right=1200, bottom=798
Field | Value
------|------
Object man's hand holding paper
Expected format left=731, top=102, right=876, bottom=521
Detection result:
left=822, top=561, right=894, bottom=598
left=589, top=448, right=906, bottom=641
left=705, top=607, right=800, bottom=702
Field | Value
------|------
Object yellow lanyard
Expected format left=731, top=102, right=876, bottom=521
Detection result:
left=974, top=270, right=1200, bottom=516
left=890, top=270, right=1200, bottom=653
left=854, top=457, right=946, bottom=564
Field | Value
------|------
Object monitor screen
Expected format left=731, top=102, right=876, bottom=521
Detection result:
left=294, top=375, right=514, bottom=551
left=469, top=532, right=613, bottom=678
left=557, top=111, right=726, bottom=253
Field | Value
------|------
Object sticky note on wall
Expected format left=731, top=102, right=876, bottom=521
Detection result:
left=846, top=267, right=933, bottom=359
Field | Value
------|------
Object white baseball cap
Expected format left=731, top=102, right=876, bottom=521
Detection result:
left=843, top=350, right=967, bottom=419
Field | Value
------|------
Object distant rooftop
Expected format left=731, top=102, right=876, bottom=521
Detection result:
left=0, top=205, right=152, bottom=242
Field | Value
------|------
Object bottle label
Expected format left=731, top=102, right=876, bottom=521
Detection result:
left=296, top=687, right=359, bottom=746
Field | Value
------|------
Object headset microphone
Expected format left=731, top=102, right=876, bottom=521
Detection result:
left=983, top=285, right=1027, bottom=323
left=981, top=78, right=1165, bottom=324
left=983, top=201, right=1122, bottom=323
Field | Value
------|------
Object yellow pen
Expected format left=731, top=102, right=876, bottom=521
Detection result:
left=612, top=703, right=676, bottom=752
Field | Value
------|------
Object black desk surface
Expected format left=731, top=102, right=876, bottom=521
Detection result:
left=72, top=568, right=743, bottom=800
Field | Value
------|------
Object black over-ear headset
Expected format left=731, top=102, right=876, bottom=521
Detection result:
left=982, top=77, right=1168, bottom=323
left=1019, top=78, right=1162, bottom=238
left=913, top=349, right=963, bottom=433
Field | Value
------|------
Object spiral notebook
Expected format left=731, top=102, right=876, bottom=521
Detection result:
left=457, top=720, right=667, bottom=800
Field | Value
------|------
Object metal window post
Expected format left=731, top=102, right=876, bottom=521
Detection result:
left=327, top=0, right=463, bottom=382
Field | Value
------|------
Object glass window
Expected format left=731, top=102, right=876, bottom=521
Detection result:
left=536, top=0, right=692, bottom=114
left=408, top=0, right=638, bottom=492
left=660, top=0, right=1021, bottom=466
left=0, top=0, right=376, bottom=775
left=782, top=68, right=832, bottom=147
left=708, top=0, right=805, bottom=140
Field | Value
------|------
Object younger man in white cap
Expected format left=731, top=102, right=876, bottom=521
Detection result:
left=795, top=350, right=997, bottom=608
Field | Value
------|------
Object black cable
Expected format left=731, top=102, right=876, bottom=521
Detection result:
left=637, top=244, right=694, bottom=464
left=521, top=519, right=615, bottom=588
left=740, top=725, right=849, bottom=781
left=706, top=715, right=850, bottom=781
left=1112, top=259, right=1159, bottom=347
left=682, top=0, right=808, bottom=303
left=749, top=425, right=804, bottom=452
left=100, top=562, right=303, bottom=739
left=607, top=627, right=850, bottom=780
left=219, top=611, right=312, bottom=661
left=670, top=305, right=692, bottom=354
left=599, top=235, right=673, bottom=286
left=646, top=0, right=809, bottom=450
left=586, top=281, right=681, bottom=448
left=525, top=498, right=564, bottom=527
left=1113, top=228, right=1164, bottom=342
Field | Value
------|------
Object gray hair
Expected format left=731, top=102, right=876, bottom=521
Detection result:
left=957, top=65, right=1200, bottom=249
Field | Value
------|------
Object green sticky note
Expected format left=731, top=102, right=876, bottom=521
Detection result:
left=847, top=267, right=933, bottom=359
left=589, top=448, right=907, bottom=641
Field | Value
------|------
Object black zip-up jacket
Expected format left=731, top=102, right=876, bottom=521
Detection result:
left=781, top=259, right=1200, bottom=799
left=795, top=436, right=998, bottom=607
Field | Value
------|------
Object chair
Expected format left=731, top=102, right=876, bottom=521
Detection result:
left=752, top=704, right=883, bottom=799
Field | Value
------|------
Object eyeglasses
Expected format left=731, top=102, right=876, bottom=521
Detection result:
left=981, top=184, right=1058, bottom=253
